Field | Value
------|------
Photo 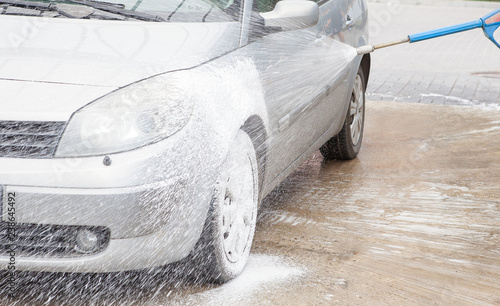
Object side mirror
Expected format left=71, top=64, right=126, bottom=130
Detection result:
left=259, top=0, right=319, bottom=32
left=481, top=9, right=500, bottom=48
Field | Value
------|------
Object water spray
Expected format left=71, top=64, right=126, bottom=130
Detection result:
left=357, top=9, right=500, bottom=55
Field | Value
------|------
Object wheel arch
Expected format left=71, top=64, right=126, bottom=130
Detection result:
left=241, top=115, right=267, bottom=195
left=360, top=53, right=371, bottom=90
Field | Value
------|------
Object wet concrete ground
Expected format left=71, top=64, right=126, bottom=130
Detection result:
left=249, top=100, right=500, bottom=305
left=2, top=100, right=499, bottom=305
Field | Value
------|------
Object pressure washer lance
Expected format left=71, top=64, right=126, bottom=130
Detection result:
left=356, top=9, right=500, bottom=55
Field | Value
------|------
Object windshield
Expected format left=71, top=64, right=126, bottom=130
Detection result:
left=0, top=0, right=242, bottom=22
left=110, top=0, right=240, bottom=20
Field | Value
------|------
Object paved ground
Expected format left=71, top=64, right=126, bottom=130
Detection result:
left=366, top=2, right=500, bottom=108
left=2, top=100, right=499, bottom=305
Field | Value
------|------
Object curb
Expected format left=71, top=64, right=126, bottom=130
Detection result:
left=367, top=0, right=500, bottom=9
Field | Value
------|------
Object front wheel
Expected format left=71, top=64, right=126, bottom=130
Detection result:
left=320, top=66, right=366, bottom=160
left=191, top=130, right=259, bottom=283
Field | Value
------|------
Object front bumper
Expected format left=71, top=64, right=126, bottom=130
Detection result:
left=0, top=211, right=202, bottom=273
left=0, top=116, right=224, bottom=272
left=2, top=178, right=189, bottom=239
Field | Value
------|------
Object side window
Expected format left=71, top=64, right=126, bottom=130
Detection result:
left=318, top=0, right=355, bottom=41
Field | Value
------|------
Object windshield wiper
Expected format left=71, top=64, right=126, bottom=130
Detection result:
left=0, top=0, right=165, bottom=21
left=0, top=0, right=55, bottom=10
left=66, top=0, right=165, bottom=21
left=74, top=0, right=125, bottom=9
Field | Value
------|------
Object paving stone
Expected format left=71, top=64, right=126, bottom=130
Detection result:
left=366, top=3, right=500, bottom=108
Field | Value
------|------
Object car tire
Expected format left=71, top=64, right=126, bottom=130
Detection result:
left=191, top=130, right=259, bottom=283
left=320, top=66, right=366, bottom=160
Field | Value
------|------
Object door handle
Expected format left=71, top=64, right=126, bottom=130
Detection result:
left=346, top=15, right=355, bottom=28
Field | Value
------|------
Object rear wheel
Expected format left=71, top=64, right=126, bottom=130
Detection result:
left=192, top=130, right=259, bottom=283
left=320, top=66, right=365, bottom=160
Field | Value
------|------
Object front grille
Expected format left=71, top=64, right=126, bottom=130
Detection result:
left=0, top=121, right=66, bottom=158
left=0, top=223, right=110, bottom=258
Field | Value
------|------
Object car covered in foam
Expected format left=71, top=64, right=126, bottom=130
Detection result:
left=0, top=0, right=369, bottom=282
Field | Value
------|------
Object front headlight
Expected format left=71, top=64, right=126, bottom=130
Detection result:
left=55, top=73, right=194, bottom=157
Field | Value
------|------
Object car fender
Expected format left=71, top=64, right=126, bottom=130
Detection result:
left=189, top=55, right=270, bottom=167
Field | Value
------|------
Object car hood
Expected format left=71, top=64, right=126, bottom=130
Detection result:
left=0, top=16, right=241, bottom=87
left=0, top=16, right=241, bottom=121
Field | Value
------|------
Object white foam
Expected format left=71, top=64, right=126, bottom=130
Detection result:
left=188, top=254, right=305, bottom=305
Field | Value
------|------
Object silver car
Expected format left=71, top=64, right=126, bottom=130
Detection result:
left=0, top=0, right=369, bottom=282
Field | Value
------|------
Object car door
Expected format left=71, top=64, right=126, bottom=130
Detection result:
left=240, top=0, right=354, bottom=186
